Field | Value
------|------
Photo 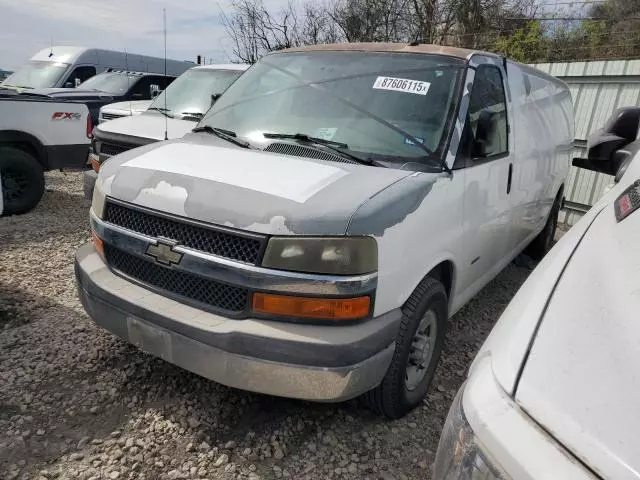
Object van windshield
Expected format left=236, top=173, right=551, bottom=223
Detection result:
left=0, top=61, right=70, bottom=89
left=199, top=51, right=464, bottom=164
left=78, top=72, right=140, bottom=94
left=149, top=68, right=244, bottom=119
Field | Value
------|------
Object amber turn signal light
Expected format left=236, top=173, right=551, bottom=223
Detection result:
left=90, top=156, right=101, bottom=173
left=252, top=293, right=370, bottom=321
left=91, top=229, right=105, bottom=257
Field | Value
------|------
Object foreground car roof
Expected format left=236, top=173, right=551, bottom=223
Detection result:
left=278, top=42, right=498, bottom=60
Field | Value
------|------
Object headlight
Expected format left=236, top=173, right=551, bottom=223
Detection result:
left=92, top=178, right=106, bottom=219
left=433, top=386, right=508, bottom=479
left=261, top=237, right=377, bottom=275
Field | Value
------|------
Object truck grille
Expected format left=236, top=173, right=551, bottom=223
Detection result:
left=104, top=245, right=249, bottom=314
left=104, top=201, right=265, bottom=265
left=99, top=142, right=132, bottom=157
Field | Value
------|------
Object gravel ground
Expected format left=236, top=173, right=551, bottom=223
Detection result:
left=1, top=171, right=536, bottom=480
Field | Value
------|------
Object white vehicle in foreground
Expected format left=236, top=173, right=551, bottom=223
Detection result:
left=83, top=64, right=249, bottom=198
left=76, top=44, right=573, bottom=418
left=98, top=100, right=152, bottom=124
left=434, top=107, right=640, bottom=478
left=1, top=46, right=192, bottom=91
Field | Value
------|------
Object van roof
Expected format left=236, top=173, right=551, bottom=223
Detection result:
left=191, top=64, right=250, bottom=72
left=31, top=46, right=89, bottom=63
left=277, top=42, right=500, bottom=60
left=102, top=69, right=175, bottom=76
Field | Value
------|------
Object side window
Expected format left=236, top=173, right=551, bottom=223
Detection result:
left=68, top=66, right=96, bottom=87
left=465, top=66, right=508, bottom=160
left=130, top=77, right=152, bottom=98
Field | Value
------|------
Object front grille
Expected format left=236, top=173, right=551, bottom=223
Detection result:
left=99, top=142, right=132, bottom=157
left=105, top=245, right=249, bottom=313
left=104, top=201, right=264, bottom=264
left=265, top=142, right=357, bottom=164
left=101, top=113, right=124, bottom=121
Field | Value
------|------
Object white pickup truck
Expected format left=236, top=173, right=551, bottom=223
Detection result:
left=0, top=95, right=91, bottom=215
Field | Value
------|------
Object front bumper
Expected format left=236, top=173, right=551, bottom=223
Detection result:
left=75, top=244, right=399, bottom=402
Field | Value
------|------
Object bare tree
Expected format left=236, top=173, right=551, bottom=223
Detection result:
left=221, top=0, right=302, bottom=63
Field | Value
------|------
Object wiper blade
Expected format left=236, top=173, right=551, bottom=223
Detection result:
left=263, top=132, right=348, bottom=149
left=262, top=132, right=376, bottom=166
left=181, top=111, right=204, bottom=118
left=147, top=106, right=172, bottom=118
left=192, top=125, right=250, bottom=148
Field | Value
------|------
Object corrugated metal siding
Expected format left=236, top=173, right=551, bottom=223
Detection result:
left=530, top=60, right=640, bottom=225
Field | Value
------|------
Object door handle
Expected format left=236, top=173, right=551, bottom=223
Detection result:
left=507, top=163, right=513, bottom=194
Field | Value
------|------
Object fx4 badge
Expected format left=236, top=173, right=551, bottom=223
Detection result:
left=51, top=112, right=82, bottom=121
left=146, top=239, right=183, bottom=266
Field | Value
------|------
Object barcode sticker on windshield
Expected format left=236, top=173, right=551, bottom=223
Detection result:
left=373, top=76, right=430, bottom=96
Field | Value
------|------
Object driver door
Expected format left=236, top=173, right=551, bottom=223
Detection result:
left=459, top=64, right=515, bottom=292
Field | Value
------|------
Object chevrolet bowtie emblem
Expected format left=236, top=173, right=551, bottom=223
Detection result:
left=146, top=239, right=183, bottom=266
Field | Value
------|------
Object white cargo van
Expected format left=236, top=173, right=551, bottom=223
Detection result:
left=0, top=46, right=192, bottom=91
left=76, top=43, right=574, bottom=418
left=83, top=64, right=249, bottom=198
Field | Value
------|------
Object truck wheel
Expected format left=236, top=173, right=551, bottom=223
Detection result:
left=526, top=193, right=562, bottom=261
left=0, top=146, right=45, bottom=216
left=363, top=277, right=447, bottom=419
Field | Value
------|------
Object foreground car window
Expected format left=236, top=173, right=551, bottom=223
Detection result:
left=150, top=69, right=242, bottom=118
left=200, top=51, right=464, bottom=164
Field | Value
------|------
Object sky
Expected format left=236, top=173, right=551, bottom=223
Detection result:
left=0, top=0, right=260, bottom=70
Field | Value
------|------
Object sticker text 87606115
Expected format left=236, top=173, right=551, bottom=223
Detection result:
left=373, top=76, right=431, bottom=96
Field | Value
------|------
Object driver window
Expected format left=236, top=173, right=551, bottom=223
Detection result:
left=68, top=66, right=96, bottom=86
left=464, top=65, right=508, bottom=160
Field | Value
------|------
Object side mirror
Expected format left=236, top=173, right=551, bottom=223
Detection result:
left=472, top=110, right=495, bottom=158
left=573, top=107, right=640, bottom=175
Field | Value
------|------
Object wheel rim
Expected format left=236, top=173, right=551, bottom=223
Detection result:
left=405, top=310, right=438, bottom=391
left=1, top=168, right=29, bottom=204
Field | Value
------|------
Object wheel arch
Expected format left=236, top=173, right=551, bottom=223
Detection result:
left=0, top=130, right=48, bottom=170
left=405, top=258, right=457, bottom=312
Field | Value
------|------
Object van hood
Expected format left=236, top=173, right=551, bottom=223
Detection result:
left=515, top=191, right=640, bottom=480
left=98, top=136, right=413, bottom=235
left=24, top=88, right=116, bottom=102
left=101, top=100, right=151, bottom=115
left=95, top=113, right=194, bottom=142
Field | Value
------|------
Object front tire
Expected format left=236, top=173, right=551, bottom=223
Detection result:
left=364, top=277, right=447, bottom=419
left=0, top=146, right=45, bottom=216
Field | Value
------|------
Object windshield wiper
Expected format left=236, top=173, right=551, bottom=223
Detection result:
left=192, top=125, right=250, bottom=148
left=263, top=132, right=348, bottom=148
left=262, top=132, right=377, bottom=166
left=147, top=106, right=173, bottom=118
left=181, top=112, right=204, bottom=118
